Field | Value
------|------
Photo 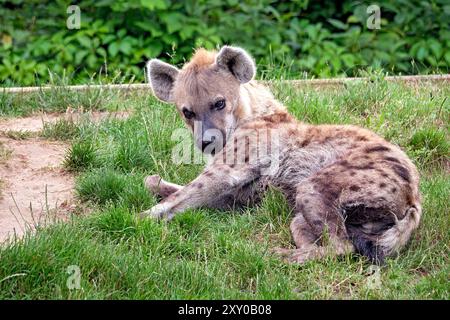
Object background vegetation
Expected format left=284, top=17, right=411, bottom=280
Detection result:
left=1, top=0, right=449, bottom=85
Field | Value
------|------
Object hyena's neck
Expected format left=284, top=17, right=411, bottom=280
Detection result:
left=235, top=80, right=287, bottom=125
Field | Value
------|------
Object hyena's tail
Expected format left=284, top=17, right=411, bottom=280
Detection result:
left=376, top=205, right=422, bottom=260
left=346, top=205, right=422, bottom=264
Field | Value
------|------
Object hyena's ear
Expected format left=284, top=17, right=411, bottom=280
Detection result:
left=215, top=46, right=256, bottom=84
left=146, top=59, right=179, bottom=103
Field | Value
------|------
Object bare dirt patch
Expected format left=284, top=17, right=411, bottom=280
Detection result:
left=0, top=111, right=130, bottom=242
left=0, top=137, right=74, bottom=242
left=0, top=110, right=129, bottom=133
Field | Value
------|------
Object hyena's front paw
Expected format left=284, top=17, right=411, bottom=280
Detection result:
left=139, top=203, right=174, bottom=221
left=144, top=175, right=163, bottom=194
left=144, top=175, right=179, bottom=198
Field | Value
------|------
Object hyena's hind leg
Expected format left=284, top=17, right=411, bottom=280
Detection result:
left=279, top=154, right=421, bottom=265
left=144, top=175, right=182, bottom=199
left=276, top=182, right=354, bottom=264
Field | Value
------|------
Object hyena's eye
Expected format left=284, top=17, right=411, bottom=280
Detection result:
left=182, top=108, right=195, bottom=119
left=213, top=99, right=226, bottom=111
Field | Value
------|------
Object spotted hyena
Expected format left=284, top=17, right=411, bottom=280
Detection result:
left=142, top=46, right=421, bottom=264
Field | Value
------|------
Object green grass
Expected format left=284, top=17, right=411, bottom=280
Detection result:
left=0, top=76, right=448, bottom=299
left=0, top=72, right=136, bottom=117
left=41, top=119, right=80, bottom=141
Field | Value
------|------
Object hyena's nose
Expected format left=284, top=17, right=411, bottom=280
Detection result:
left=201, top=140, right=212, bottom=152
left=202, top=137, right=215, bottom=152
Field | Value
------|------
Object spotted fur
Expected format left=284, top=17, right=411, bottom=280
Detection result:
left=143, top=46, right=422, bottom=264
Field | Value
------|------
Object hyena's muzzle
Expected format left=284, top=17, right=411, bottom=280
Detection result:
left=193, top=118, right=227, bottom=155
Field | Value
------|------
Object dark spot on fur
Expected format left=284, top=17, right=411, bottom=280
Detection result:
left=391, top=187, right=397, bottom=193
left=196, top=183, right=204, bottom=188
left=357, top=136, right=368, bottom=141
left=406, top=194, right=414, bottom=206
left=300, top=138, right=310, bottom=147
left=313, top=220, right=322, bottom=226
left=365, top=145, right=390, bottom=153
left=350, top=171, right=356, bottom=176
left=391, top=164, right=411, bottom=182
left=339, top=160, right=349, bottom=167
left=379, top=182, right=386, bottom=188
left=304, top=199, right=309, bottom=204
left=347, top=164, right=375, bottom=170
left=349, top=185, right=360, bottom=192
left=321, top=187, right=340, bottom=202
left=384, top=156, right=400, bottom=163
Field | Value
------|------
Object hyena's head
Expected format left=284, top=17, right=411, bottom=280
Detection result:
left=147, top=46, right=256, bottom=154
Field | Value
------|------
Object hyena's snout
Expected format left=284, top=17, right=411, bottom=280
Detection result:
left=201, top=136, right=215, bottom=152
left=194, top=121, right=226, bottom=154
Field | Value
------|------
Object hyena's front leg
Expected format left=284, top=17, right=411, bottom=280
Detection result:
left=144, top=174, right=183, bottom=199
left=140, top=164, right=258, bottom=220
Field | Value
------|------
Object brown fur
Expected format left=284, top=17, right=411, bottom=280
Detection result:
left=143, top=47, right=422, bottom=264
left=183, top=48, right=217, bottom=71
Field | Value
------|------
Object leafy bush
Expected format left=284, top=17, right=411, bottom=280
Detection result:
left=0, top=0, right=449, bottom=85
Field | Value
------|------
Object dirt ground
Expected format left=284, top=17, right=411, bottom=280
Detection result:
left=0, top=137, right=73, bottom=242
left=0, top=111, right=128, bottom=242
left=0, top=110, right=129, bottom=132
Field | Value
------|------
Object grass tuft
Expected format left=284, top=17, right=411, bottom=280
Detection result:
left=41, top=119, right=80, bottom=140
left=409, top=128, right=449, bottom=167
left=3, top=130, right=34, bottom=140
left=64, top=140, right=98, bottom=172
left=0, top=141, right=12, bottom=163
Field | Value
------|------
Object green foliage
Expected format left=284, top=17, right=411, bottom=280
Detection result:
left=1, top=0, right=449, bottom=85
